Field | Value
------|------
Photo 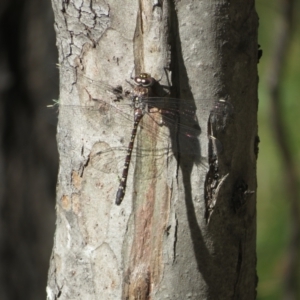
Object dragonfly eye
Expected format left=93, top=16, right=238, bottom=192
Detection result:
left=135, top=73, right=154, bottom=87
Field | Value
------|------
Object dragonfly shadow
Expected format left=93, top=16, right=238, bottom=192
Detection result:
left=149, top=76, right=202, bottom=167
left=166, top=112, right=201, bottom=169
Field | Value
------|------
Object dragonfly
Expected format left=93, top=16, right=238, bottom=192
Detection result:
left=56, top=70, right=232, bottom=205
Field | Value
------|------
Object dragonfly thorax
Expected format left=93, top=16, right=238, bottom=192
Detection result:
left=132, top=96, right=147, bottom=111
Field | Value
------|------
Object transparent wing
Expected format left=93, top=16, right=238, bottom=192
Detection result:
left=89, top=143, right=170, bottom=181
left=54, top=73, right=234, bottom=183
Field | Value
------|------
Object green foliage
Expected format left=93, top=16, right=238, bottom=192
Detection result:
left=256, top=0, right=300, bottom=298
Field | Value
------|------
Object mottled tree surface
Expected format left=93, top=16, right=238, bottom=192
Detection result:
left=48, top=1, right=258, bottom=299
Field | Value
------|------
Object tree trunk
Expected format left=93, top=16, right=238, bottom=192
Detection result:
left=48, top=1, right=259, bottom=299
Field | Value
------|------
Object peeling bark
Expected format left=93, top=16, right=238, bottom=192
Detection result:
left=48, top=0, right=259, bottom=299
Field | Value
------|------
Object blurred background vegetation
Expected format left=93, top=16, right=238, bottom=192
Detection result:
left=0, top=0, right=299, bottom=299
left=257, top=0, right=300, bottom=299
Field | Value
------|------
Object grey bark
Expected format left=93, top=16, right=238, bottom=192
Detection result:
left=48, top=0, right=259, bottom=299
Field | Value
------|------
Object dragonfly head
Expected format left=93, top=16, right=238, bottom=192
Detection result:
left=134, top=73, right=154, bottom=87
